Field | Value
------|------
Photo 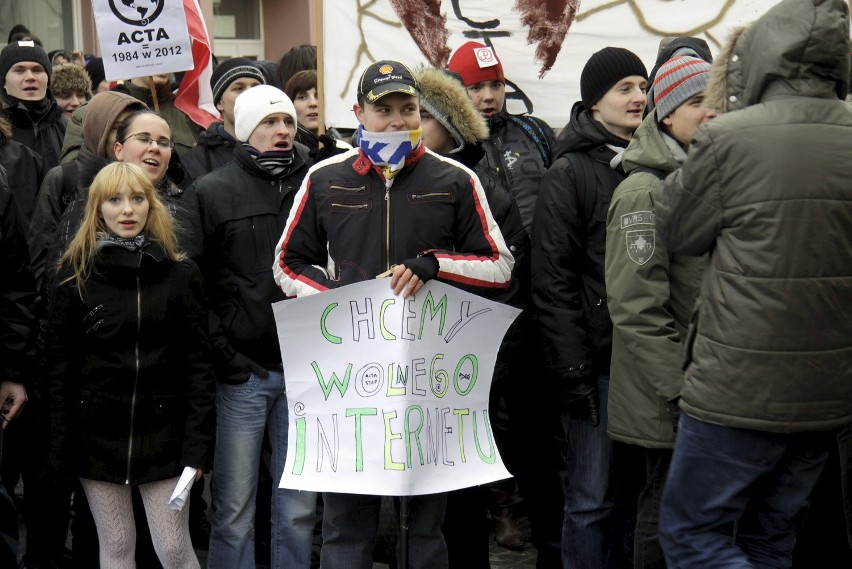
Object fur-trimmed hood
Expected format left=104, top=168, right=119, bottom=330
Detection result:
left=414, top=67, right=489, bottom=149
left=704, top=0, right=850, bottom=113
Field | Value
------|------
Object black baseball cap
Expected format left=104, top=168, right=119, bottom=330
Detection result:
left=357, top=60, right=418, bottom=103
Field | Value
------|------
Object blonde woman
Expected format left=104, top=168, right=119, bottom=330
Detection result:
left=46, top=162, right=214, bottom=568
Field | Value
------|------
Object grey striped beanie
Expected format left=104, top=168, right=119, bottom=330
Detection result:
left=211, top=57, right=265, bottom=105
left=653, top=56, right=711, bottom=122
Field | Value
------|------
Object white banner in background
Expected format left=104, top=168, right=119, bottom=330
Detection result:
left=92, top=0, right=194, bottom=81
left=273, top=280, right=521, bottom=496
left=322, top=0, right=785, bottom=129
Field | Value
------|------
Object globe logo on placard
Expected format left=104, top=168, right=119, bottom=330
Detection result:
left=109, top=0, right=165, bottom=27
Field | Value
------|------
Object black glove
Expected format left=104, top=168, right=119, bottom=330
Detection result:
left=564, top=387, right=601, bottom=427
left=666, top=397, right=681, bottom=433
left=228, top=352, right=270, bottom=381
left=400, top=254, right=439, bottom=283
left=311, top=134, right=351, bottom=163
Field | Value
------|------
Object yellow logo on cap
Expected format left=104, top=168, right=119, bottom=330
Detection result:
left=379, top=64, right=394, bottom=74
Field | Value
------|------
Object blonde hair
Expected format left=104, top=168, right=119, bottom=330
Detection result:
left=59, top=162, right=185, bottom=289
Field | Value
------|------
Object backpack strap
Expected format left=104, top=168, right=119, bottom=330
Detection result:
left=507, top=114, right=552, bottom=169
left=59, top=160, right=78, bottom=213
left=563, top=152, right=598, bottom=223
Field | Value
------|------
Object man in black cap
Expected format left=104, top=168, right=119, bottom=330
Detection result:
left=531, top=46, right=648, bottom=569
left=273, top=59, right=514, bottom=569
left=0, top=40, right=65, bottom=168
left=181, top=57, right=265, bottom=182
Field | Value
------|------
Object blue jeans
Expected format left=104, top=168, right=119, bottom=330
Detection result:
left=208, top=370, right=318, bottom=569
left=320, top=492, right=448, bottom=569
left=659, top=414, right=833, bottom=569
left=562, top=375, right=633, bottom=569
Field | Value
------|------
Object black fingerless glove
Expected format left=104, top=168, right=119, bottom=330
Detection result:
left=401, top=254, right=439, bottom=282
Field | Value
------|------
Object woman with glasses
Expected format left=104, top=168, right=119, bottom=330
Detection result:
left=45, top=161, right=214, bottom=568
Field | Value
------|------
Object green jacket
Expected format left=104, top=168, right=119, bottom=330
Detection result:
left=655, top=0, right=852, bottom=433
left=605, top=113, right=707, bottom=448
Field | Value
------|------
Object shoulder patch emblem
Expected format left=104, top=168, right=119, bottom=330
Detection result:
left=620, top=210, right=654, bottom=229
left=626, top=229, right=655, bottom=265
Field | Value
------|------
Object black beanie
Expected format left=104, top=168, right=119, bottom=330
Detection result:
left=580, top=47, right=648, bottom=110
left=210, top=57, right=265, bottom=106
left=0, top=40, right=52, bottom=86
left=85, top=57, right=106, bottom=90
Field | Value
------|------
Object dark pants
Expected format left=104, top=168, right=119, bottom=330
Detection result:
left=660, top=414, right=833, bottom=569
left=633, top=447, right=672, bottom=569
left=0, top=428, right=19, bottom=568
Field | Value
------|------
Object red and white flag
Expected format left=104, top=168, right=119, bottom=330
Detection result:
left=175, top=0, right=219, bottom=128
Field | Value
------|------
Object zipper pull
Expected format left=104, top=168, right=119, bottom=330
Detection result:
left=385, top=187, right=390, bottom=201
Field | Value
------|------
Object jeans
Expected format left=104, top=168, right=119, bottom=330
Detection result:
left=633, top=447, right=672, bottom=569
left=208, top=370, right=318, bottom=569
left=659, top=414, right=833, bottom=569
left=562, top=374, right=634, bottom=569
left=320, top=492, right=448, bottom=569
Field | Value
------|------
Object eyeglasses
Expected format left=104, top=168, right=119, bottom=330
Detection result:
left=122, top=133, right=174, bottom=149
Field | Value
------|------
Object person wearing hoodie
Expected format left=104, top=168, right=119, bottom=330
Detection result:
left=531, top=46, right=648, bottom=569
left=415, top=66, right=564, bottom=568
left=110, top=73, right=200, bottom=156
left=655, top=0, right=852, bottom=566
left=605, top=55, right=715, bottom=569
left=447, top=41, right=555, bottom=236
left=181, top=58, right=265, bottom=183
left=0, top=40, right=66, bottom=169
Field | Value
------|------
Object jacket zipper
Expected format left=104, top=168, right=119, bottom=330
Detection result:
left=410, top=192, right=451, bottom=200
left=384, top=186, right=391, bottom=272
left=125, top=273, right=141, bottom=484
left=331, top=203, right=369, bottom=210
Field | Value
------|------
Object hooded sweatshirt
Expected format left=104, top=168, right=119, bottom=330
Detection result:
left=531, top=101, right=632, bottom=392
left=656, top=0, right=852, bottom=432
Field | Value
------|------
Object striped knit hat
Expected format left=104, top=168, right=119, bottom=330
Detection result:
left=211, top=57, right=265, bottom=105
left=653, top=56, right=712, bottom=122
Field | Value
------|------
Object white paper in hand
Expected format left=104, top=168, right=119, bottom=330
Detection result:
left=168, top=467, right=197, bottom=511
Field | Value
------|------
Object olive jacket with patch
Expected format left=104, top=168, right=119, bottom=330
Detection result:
left=605, top=112, right=707, bottom=448
left=655, top=0, right=852, bottom=433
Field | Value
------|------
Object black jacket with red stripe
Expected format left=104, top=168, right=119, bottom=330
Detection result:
left=273, top=146, right=513, bottom=298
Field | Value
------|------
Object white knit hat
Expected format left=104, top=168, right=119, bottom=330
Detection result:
left=234, top=85, right=298, bottom=142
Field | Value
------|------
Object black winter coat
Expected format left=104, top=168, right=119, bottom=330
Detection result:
left=180, top=122, right=238, bottom=183
left=1, top=97, right=66, bottom=169
left=47, top=240, right=215, bottom=485
left=531, top=102, right=631, bottom=391
left=0, top=135, right=46, bottom=226
left=182, top=143, right=311, bottom=382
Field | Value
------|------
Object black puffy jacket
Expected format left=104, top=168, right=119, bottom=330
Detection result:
left=0, top=134, right=46, bottom=225
left=182, top=143, right=311, bottom=381
left=47, top=240, right=214, bottom=484
left=531, top=102, right=631, bottom=390
left=181, top=122, right=238, bottom=183
left=1, top=97, right=65, bottom=169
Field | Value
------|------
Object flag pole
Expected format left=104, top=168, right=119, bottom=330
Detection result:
left=316, top=0, right=326, bottom=136
left=147, top=75, right=160, bottom=113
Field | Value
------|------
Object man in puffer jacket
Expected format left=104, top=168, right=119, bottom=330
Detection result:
left=605, top=55, right=715, bottom=569
left=655, top=0, right=852, bottom=566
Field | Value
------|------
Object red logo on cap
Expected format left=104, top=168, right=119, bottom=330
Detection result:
left=475, top=48, right=495, bottom=63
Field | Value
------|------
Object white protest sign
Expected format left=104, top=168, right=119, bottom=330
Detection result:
left=322, top=0, right=784, bottom=129
left=273, top=279, right=520, bottom=496
left=92, top=0, right=194, bottom=81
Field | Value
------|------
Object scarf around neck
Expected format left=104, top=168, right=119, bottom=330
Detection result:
left=357, top=126, right=423, bottom=188
left=96, top=232, right=148, bottom=251
left=243, top=144, right=295, bottom=177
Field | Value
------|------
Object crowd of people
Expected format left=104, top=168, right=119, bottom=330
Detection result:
left=0, top=0, right=850, bottom=568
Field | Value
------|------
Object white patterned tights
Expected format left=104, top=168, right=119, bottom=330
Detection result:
left=79, top=477, right=200, bottom=569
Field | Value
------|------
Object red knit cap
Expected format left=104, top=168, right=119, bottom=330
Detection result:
left=447, top=41, right=505, bottom=86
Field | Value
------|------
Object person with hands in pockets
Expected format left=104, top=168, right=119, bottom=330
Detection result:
left=273, top=60, right=513, bottom=569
